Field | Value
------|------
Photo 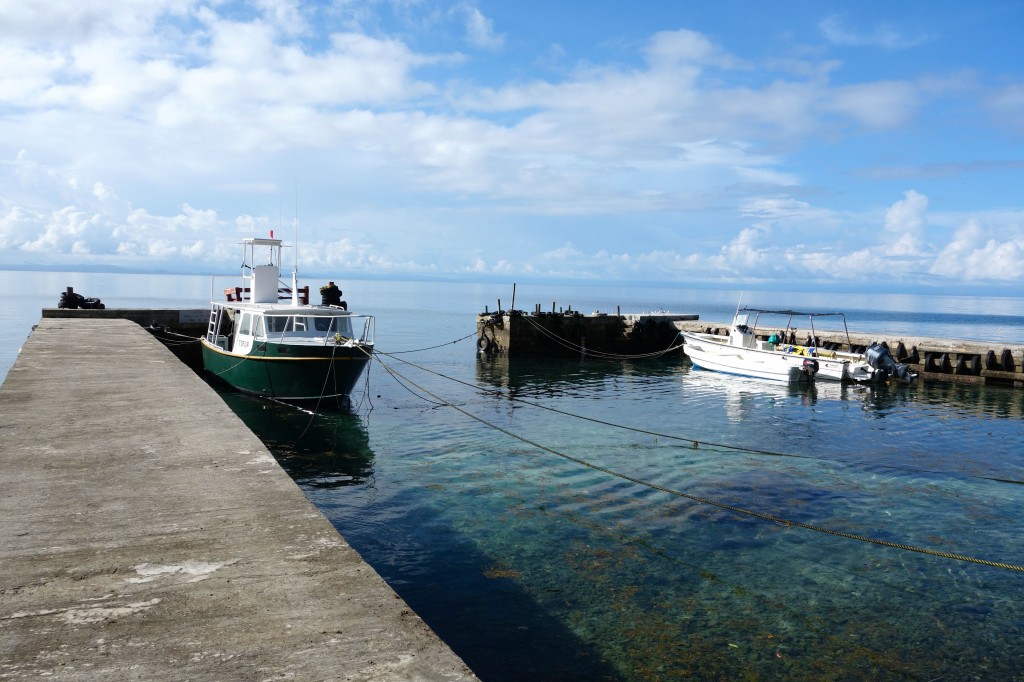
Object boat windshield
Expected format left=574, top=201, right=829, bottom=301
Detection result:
left=264, top=314, right=351, bottom=334
left=261, top=313, right=367, bottom=343
left=207, top=302, right=374, bottom=349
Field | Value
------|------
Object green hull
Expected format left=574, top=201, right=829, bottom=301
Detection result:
left=201, top=339, right=371, bottom=400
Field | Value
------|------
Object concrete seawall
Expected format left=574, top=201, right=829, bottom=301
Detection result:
left=476, top=311, right=697, bottom=357
left=0, top=318, right=477, bottom=680
left=476, top=309, right=1024, bottom=387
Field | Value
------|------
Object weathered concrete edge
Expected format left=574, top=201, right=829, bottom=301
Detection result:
left=0, top=318, right=478, bottom=681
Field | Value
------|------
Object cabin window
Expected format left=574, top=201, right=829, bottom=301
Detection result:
left=266, top=316, right=289, bottom=334
left=238, top=312, right=253, bottom=336
left=261, top=314, right=357, bottom=339
left=335, top=317, right=354, bottom=337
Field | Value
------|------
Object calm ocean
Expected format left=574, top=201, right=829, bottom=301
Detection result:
left=5, top=269, right=1024, bottom=680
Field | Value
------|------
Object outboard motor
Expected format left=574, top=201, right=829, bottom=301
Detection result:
left=801, top=358, right=819, bottom=378
left=865, top=343, right=916, bottom=383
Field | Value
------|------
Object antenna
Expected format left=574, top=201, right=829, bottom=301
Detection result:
left=293, top=184, right=298, bottom=276
left=290, top=185, right=299, bottom=306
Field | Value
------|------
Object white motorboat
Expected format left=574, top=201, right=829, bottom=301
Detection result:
left=681, top=308, right=915, bottom=384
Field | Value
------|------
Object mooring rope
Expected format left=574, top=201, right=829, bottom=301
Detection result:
left=376, top=351, right=810, bottom=458
left=379, top=351, right=1024, bottom=486
left=206, top=345, right=253, bottom=378
left=369, top=351, right=1024, bottom=573
left=296, top=343, right=376, bottom=439
left=384, top=331, right=478, bottom=354
left=305, top=341, right=341, bottom=424
left=519, top=313, right=686, bottom=359
left=358, top=346, right=446, bottom=407
left=153, top=336, right=200, bottom=348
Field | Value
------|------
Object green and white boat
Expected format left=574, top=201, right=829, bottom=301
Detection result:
left=200, top=236, right=374, bottom=403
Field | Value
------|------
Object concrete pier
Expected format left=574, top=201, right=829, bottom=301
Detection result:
left=0, top=318, right=477, bottom=680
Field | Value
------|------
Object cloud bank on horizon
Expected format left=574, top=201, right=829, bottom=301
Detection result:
left=0, top=1, right=1022, bottom=289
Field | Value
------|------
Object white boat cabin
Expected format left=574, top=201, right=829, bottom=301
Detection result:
left=208, top=307, right=366, bottom=354
left=729, top=313, right=780, bottom=352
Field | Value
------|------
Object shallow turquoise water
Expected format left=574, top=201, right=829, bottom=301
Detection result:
left=6, top=271, right=1024, bottom=679
left=223, top=352, right=1024, bottom=681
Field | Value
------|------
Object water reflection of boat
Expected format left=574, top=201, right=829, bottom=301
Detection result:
left=685, top=365, right=917, bottom=421
left=475, top=354, right=682, bottom=398
left=220, top=392, right=374, bottom=489
left=682, top=368, right=822, bottom=421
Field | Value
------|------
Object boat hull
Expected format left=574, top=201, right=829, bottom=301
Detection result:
left=682, top=332, right=816, bottom=384
left=810, top=357, right=853, bottom=382
left=200, top=338, right=371, bottom=400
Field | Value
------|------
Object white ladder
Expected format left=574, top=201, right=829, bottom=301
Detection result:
left=206, top=308, right=221, bottom=343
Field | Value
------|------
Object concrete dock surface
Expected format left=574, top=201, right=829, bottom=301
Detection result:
left=0, top=318, right=478, bottom=680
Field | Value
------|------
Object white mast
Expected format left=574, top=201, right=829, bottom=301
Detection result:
left=290, top=191, right=299, bottom=306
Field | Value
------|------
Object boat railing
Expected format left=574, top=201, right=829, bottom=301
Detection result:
left=356, top=315, right=375, bottom=345
left=221, top=285, right=310, bottom=305
left=331, top=314, right=374, bottom=346
left=209, top=270, right=310, bottom=305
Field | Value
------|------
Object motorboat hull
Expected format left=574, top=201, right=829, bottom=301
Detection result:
left=201, top=338, right=371, bottom=400
left=682, top=332, right=816, bottom=384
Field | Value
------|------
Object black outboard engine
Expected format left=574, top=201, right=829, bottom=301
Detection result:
left=865, top=343, right=916, bottom=383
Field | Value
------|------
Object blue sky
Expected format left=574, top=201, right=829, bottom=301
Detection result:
left=1, top=1, right=1022, bottom=290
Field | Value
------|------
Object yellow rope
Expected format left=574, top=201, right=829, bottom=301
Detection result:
left=370, top=351, right=1024, bottom=573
